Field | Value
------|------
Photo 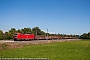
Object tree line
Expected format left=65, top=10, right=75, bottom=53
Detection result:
left=80, top=32, right=90, bottom=39
left=0, top=26, right=89, bottom=40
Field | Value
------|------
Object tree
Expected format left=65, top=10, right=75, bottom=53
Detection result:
left=0, top=30, right=4, bottom=40
left=32, top=26, right=42, bottom=35
left=41, top=31, right=46, bottom=35
left=88, top=32, right=90, bottom=39
left=21, top=27, right=31, bottom=34
left=4, top=32, right=11, bottom=40
left=17, top=29, right=22, bottom=33
left=81, top=33, right=88, bottom=39
left=8, top=28, right=16, bottom=39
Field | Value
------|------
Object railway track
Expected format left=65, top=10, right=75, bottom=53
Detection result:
left=0, top=39, right=81, bottom=43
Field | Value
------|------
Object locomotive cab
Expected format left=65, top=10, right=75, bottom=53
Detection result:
left=13, top=33, right=19, bottom=41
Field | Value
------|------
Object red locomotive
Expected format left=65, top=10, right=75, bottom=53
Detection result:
left=13, top=33, right=35, bottom=41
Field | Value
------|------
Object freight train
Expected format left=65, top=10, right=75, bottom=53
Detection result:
left=13, top=33, right=79, bottom=41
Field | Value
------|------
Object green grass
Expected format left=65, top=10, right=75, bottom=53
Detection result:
left=0, top=40, right=90, bottom=60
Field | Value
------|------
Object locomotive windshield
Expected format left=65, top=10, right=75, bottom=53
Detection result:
left=14, top=34, right=17, bottom=35
left=13, top=34, right=18, bottom=37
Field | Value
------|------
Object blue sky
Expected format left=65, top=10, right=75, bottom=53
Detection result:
left=0, top=0, right=90, bottom=35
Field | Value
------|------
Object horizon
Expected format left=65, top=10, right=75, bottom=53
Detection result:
left=0, top=27, right=85, bottom=35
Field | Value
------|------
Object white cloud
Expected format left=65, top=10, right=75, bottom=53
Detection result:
left=42, top=30, right=55, bottom=34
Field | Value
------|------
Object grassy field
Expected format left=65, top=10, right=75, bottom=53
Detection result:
left=0, top=40, right=90, bottom=60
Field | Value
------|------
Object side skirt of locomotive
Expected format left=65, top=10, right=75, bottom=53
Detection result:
left=14, top=38, right=35, bottom=41
left=14, top=38, right=51, bottom=41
